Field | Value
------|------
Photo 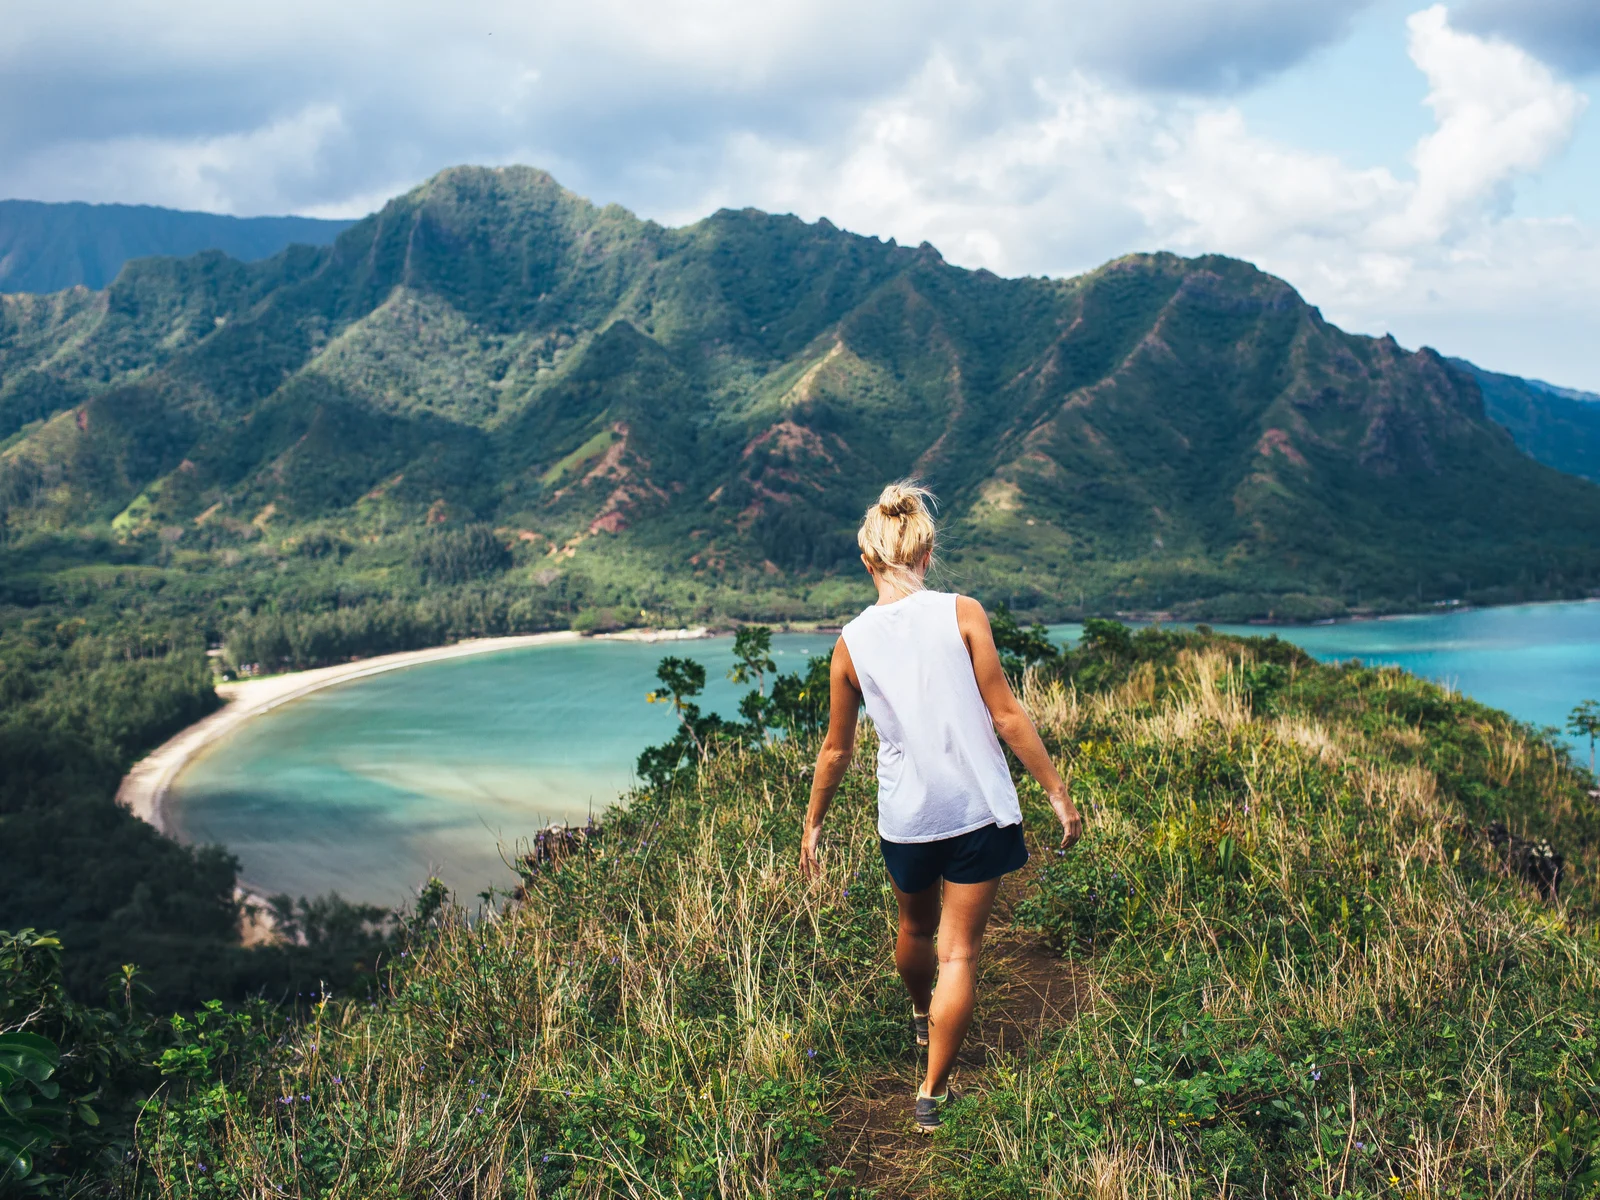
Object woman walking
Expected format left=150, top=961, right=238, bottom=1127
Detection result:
left=800, top=480, right=1084, bottom=1133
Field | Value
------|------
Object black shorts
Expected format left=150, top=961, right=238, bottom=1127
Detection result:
left=879, top=822, right=1028, bottom=894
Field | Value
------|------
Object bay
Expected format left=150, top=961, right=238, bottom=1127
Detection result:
left=169, top=601, right=1599, bottom=907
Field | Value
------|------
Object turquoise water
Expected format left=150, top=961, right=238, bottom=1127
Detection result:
left=170, top=602, right=1599, bottom=907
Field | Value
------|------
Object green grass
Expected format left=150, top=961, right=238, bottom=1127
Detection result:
left=126, top=634, right=1599, bottom=1198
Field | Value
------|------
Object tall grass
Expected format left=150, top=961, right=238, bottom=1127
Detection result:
left=137, top=643, right=1599, bottom=1198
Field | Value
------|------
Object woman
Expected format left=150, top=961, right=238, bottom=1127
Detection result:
left=800, top=480, right=1083, bottom=1133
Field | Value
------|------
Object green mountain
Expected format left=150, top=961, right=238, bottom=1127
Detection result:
left=3, top=164, right=1600, bottom=622
left=0, top=199, right=353, bottom=293
left=1454, top=358, right=1600, bottom=484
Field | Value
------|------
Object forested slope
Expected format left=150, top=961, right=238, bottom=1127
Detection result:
left=4, top=165, right=1600, bottom=627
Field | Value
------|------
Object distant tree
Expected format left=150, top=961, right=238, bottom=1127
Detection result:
left=764, top=653, right=833, bottom=739
left=1569, top=700, right=1600, bottom=774
left=639, top=656, right=743, bottom=791
left=990, top=602, right=1060, bottom=680
left=728, top=626, right=776, bottom=697
left=414, top=525, right=511, bottom=585
left=1080, top=618, right=1135, bottom=661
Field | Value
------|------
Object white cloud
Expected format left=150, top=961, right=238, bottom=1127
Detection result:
left=675, top=5, right=1596, bottom=385
left=1400, top=4, right=1586, bottom=240
left=7, top=105, right=353, bottom=216
left=0, top=0, right=1594, bottom=385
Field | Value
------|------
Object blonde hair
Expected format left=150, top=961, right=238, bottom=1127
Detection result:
left=857, top=480, right=938, bottom=588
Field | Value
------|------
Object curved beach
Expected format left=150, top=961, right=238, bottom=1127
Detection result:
left=115, top=626, right=714, bottom=838
left=115, top=633, right=585, bottom=836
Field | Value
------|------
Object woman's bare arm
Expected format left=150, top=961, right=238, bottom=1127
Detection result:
left=800, top=637, right=863, bottom=878
left=956, top=596, right=1083, bottom=849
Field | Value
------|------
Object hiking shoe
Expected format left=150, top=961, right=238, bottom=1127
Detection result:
left=913, top=1010, right=929, bottom=1047
left=914, top=1088, right=955, bottom=1134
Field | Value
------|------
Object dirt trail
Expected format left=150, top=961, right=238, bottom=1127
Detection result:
left=827, top=872, right=1089, bottom=1196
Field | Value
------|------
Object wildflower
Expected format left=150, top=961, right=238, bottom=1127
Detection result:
left=1356, top=1141, right=1366, bottom=1150
left=1310, top=1069, right=1322, bottom=1082
left=301, top=1094, right=310, bottom=1101
left=807, top=1049, right=816, bottom=1058
left=475, top=1106, right=484, bottom=1114
left=333, top=1076, right=342, bottom=1085
left=543, top=1155, right=550, bottom=1163
left=198, top=1163, right=207, bottom=1173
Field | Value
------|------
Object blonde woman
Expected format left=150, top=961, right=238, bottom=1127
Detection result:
left=800, top=480, right=1083, bottom=1132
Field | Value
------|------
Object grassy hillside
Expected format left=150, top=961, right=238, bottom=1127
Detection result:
left=28, top=629, right=1579, bottom=1197
left=3, top=166, right=1600, bottom=632
left=0, top=199, right=353, bottom=294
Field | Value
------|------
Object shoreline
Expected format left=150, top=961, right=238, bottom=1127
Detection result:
left=117, top=631, right=591, bottom=839
left=1103, top=594, right=1598, bottom=630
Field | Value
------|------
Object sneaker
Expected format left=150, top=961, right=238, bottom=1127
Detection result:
left=914, top=1088, right=955, bottom=1134
left=913, top=1010, right=929, bottom=1047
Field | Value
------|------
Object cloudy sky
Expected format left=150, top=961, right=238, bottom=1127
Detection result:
left=3, top=0, right=1597, bottom=388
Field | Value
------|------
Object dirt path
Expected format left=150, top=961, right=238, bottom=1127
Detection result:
left=827, top=872, right=1089, bottom=1196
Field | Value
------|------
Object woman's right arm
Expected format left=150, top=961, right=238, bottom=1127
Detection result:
left=956, top=596, right=1083, bottom=849
left=800, top=637, right=862, bottom=878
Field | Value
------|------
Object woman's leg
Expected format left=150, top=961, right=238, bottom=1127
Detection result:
left=892, top=880, right=941, bottom=1015
left=922, top=877, right=1002, bottom=1098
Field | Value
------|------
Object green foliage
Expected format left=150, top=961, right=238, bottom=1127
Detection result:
left=1569, top=699, right=1599, bottom=773
left=990, top=600, right=1059, bottom=679
left=413, top=523, right=512, bottom=585
left=95, top=629, right=1600, bottom=1197
left=729, top=625, right=775, bottom=694
left=4, top=166, right=1600, bottom=617
left=0, top=1030, right=64, bottom=1184
left=0, top=928, right=164, bottom=1190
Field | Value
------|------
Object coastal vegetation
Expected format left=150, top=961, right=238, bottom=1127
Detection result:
left=6, top=165, right=1600, bottom=636
left=2, top=163, right=1600, bottom=1193
left=4, top=622, right=1597, bottom=1195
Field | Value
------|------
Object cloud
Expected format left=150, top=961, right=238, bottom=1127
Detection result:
left=1454, top=0, right=1600, bottom=77
left=0, top=0, right=1366, bottom=216
left=684, top=5, right=1598, bottom=386
left=0, top=1, right=1594, bottom=385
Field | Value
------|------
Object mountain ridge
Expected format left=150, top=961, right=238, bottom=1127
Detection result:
left=2, top=164, right=1599, bottom=621
left=0, top=198, right=354, bottom=294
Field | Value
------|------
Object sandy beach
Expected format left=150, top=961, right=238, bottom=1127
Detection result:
left=115, top=626, right=714, bottom=838
left=115, top=631, right=596, bottom=837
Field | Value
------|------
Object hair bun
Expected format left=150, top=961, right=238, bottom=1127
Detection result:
left=877, top=486, right=919, bottom=517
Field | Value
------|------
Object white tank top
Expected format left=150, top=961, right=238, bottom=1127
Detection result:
left=840, top=590, right=1023, bottom=843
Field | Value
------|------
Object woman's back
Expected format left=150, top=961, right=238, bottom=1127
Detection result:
left=841, top=590, right=1022, bottom=843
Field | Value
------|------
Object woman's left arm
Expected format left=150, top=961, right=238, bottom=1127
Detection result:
left=956, top=596, right=1083, bottom=849
left=800, top=637, right=862, bottom=878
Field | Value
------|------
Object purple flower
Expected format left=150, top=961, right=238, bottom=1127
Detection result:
left=1356, top=1141, right=1366, bottom=1150
left=198, top=1163, right=207, bottom=1173
left=807, top=1049, right=816, bottom=1058
left=332, top=1076, right=342, bottom=1085
left=475, top=1106, right=484, bottom=1114
left=1310, top=1070, right=1322, bottom=1082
